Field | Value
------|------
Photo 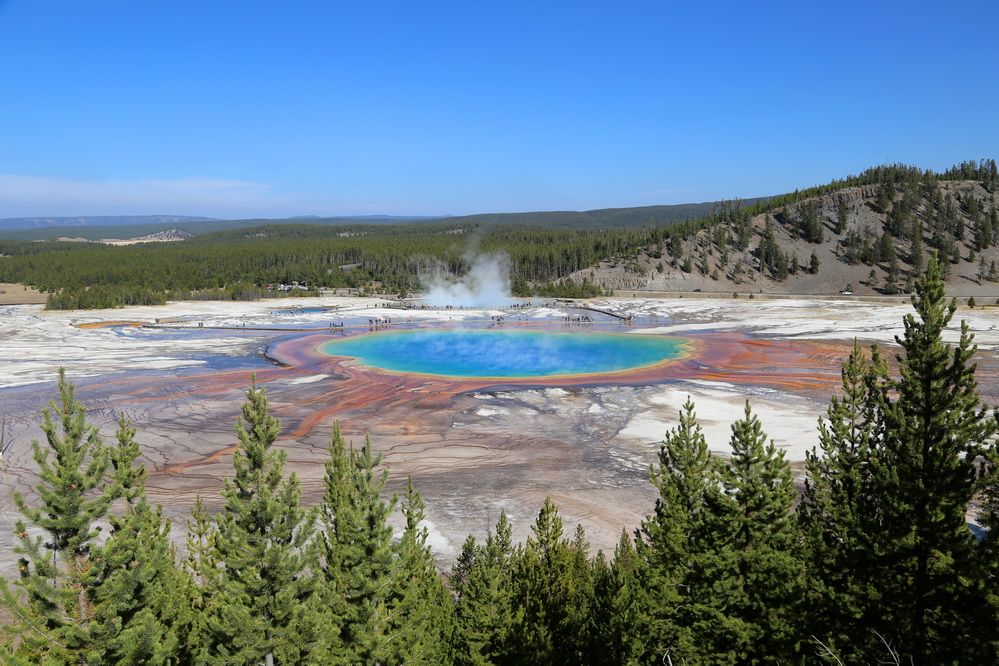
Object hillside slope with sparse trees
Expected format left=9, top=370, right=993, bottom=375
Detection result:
left=570, top=160, right=999, bottom=296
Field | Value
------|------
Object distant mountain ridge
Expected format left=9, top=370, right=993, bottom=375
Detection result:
left=0, top=199, right=765, bottom=240
left=0, top=215, right=218, bottom=231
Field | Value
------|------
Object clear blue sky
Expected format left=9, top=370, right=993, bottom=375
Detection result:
left=1, top=1, right=996, bottom=218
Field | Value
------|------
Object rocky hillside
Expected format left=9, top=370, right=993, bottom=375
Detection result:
left=571, top=163, right=999, bottom=296
left=117, top=228, right=194, bottom=243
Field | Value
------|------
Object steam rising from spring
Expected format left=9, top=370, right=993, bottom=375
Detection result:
left=422, top=251, right=514, bottom=307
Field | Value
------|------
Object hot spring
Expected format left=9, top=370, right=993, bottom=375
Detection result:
left=319, top=328, right=688, bottom=379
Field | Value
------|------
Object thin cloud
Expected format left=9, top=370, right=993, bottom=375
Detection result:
left=0, top=174, right=368, bottom=219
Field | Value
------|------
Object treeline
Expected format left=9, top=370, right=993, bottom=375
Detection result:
left=739, top=158, right=998, bottom=218
left=0, top=223, right=662, bottom=310
left=2, top=257, right=999, bottom=664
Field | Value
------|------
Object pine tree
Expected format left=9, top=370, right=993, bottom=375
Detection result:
left=83, top=415, right=186, bottom=665
left=508, top=498, right=591, bottom=666
left=798, top=201, right=823, bottom=243
left=911, top=221, right=924, bottom=270
left=975, top=216, right=992, bottom=250
left=508, top=497, right=562, bottom=665
left=876, top=184, right=892, bottom=212
left=453, top=512, right=517, bottom=665
left=309, top=421, right=351, bottom=663
left=382, top=478, right=454, bottom=664
left=980, top=468, right=999, bottom=660
left=798, top=344, right=890, bottom=657
left=712, top=401, right=804, bottom=663
left=878, top=230, right=895, bottom=262
left=884, top=256, right=901, bottom=294
left=451, top=534, right=478, bottom=600
left=180, top=496, right=220, bottom=663
left=313, top=424, right=397, bottom=664
left=564, top=524, right=595, bottom=662
left=590, top=531, right=645, bottom=665
left=869, top=254, right=997, bottom=662
left=835, top=197, right=848, bottom=234
left=201, top=382, right=316, bottom=665
left=634, top=397, right=721, bottom=663
left=0, top=370, right=120, bottom=661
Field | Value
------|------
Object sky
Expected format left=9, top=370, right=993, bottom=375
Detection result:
left=0, top=1, right=997, bottom=219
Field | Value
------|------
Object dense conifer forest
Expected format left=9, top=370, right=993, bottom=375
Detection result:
left=0, top=160, right=994, bottom=309
left=0, top=223, right=640, bottom=307
left=2, top=256, right=998, bottom=664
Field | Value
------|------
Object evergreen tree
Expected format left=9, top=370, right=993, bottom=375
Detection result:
left=735, top=213, right=752, bottom=250
left=975, top=216, right=992, bottom=250
left=799, top=201, right=823, bottom=243
left=712, top=402, right=804, bottom=663
left=180, top=496, right=221, bottom=663
left=451, top=534, right=478, bottom=600
left=508, top=498, right=591, bottom=666
left=382, top=478, right=454, bottom=664
left=876, top=184, right=892, bottom=212
left=809, top=250, right=820, bottom=274
left=0, top=370, right=120, bottom=662
left=634, top=397, right=722, bottom=663
left=201, top=383, right=316, bottom=665
left=565, top=525, right=596, bottom=662
left=911, top=221, right=924, bottom=270
left=312, top=424, right=397, bottom=664
left=453, top=512, right=517, bottom=666
left=980, top=465, right=999, bottom=660
left=869, top=254, right=997, bottom=662
left=835, top=197, right=848, bottom=234
left=883, top=256, right=901, bottom=294
left=877, top=230, right=895, bottom=262
left=757, top=217, right=789, bottom=280
left=83, top=415, right=186, bottom=665
left=950, top=242, right=961, bottom=265
left=798, top=344, right=890, bottom=658
left=590, top=532, right=644, bottom=666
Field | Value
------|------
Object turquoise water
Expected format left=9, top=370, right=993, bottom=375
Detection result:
left=319, top=328, right=686, bottom=378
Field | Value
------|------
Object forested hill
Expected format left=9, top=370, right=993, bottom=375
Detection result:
left=573, top=159, right=999, bottom=296
left=0, top=160, right=995, bottom=309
